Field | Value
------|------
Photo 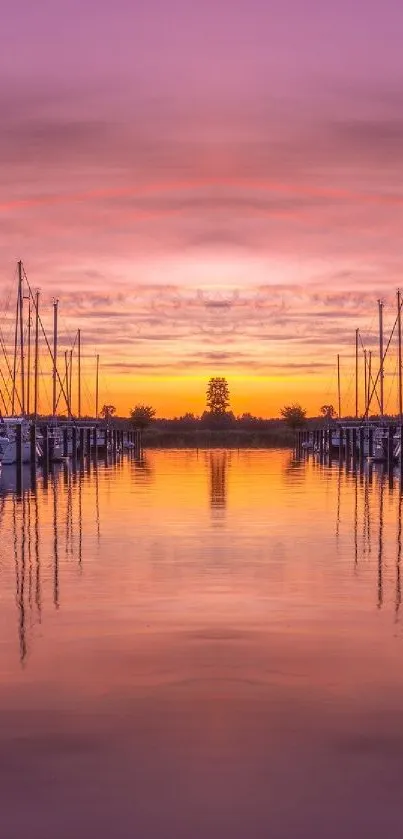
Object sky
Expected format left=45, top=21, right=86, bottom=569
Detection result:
left=1, top=0, right=403, bottom=417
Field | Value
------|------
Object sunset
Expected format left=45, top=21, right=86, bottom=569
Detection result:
left=2, top=1, right=403, bottom=838
left=2, top=1, right=403, bottom=417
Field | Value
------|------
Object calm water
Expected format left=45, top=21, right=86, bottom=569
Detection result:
left=1, top=449, right=403, bottom=838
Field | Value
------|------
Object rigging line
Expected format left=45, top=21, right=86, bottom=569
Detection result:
left=37, top=355, right=52, bottom=415
left=22, top=266, right=70, bottom=410
left=55, top=364, right=69, bottom=413
left=385, top=359, right=398, bottom=414
left=55, top=331, right=78, bottom=412
left=0, top=365, right=13, bottom=411
left=57, top=314, right=79, bottom=351
left=359, top=312, right=377, bottom=343
left=322, top=359, right=337, bottom=401
left=341, top=358, right=356, bottom=415
left=358, top=331, right=382, bottom=413
left=0, top=381, right=8, bottom=415
left=361, top=303, right=401, bottom=420
left=0, top=335, right=23, bottom=413
left=0, top=264, right=18, bottom=322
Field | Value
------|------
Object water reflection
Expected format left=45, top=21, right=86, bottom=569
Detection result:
left=1, top=455, right=114, bottom=662
left=131, top=450, right=154, bottom=485
left=377, top=475, right=384, bottom=609
left=4, top=449, right=403, bottom=666
left=303, top=448, right=403, bottom=620
left=209, top=451, right=228, bottom=511
left=4, top=449, right=403, bottom=838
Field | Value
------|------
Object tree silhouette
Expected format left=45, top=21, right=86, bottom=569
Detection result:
left=280, top=404, right=307, bottom=429
left=130, top=404, right=156, bottom=429
left=100, top=404, right=116, bottom=420
left=320, top=404, right=336, bottom=419
left=206, top=377, right=230, bottom=415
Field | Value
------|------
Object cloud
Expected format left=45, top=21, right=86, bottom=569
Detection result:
left=1, top=76, right=403, bottom=408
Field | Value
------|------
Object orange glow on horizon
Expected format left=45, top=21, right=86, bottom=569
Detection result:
left=95, top=371, right=335, bottom=419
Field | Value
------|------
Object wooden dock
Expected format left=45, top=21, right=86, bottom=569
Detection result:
left=1, top=421, right=142, bottom=494
left=296, top=421, right=403, bottom=481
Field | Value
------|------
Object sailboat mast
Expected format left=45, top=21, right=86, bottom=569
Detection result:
left=34, top=290, right=40, bottom=419
left=27, top=298, right=31, bottom=415
left=65, top=350, right=70, bottom=417
left=368, top=350, right=372, bottom=415
left=12, top=290, right=19, bottom=415
left=337, top=354, right=341, bottom=418
left=398, top=289, right=402, bottom=418
left=52, top=299, right=58, bottom=417
left=95, top=354, right=99, bottom=419
left=69, top=350, right=73, bottom=416
left=18, top=260, right=25, bottom=416
left=378, top=299, right=384, bottom=417
left=355, top=328, right=359, bottom=418
left=77, top=329, right=81, bottom=419
left=364, top=349, right=367, bottom=416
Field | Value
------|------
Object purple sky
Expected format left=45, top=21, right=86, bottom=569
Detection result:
left=1, top=0, right=403, bottom=415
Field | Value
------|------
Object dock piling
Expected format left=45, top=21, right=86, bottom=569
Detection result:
left=42, top=426, right=49, bottom=472
left=63, top=427, right=68, bottom=459
left=16, top=423, right=23, bottom=493
left=30, top=423, right=37, bottom=466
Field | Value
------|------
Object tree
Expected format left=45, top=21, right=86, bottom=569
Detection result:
left=280, top=404, right=307, bottom=429
left=100, top=404, right=116, bottom=421
left=130, top=404, right=156, bottom=429
left=206, top=377, right=230, bottom=415
left=320, top=404, right=336, bottom=420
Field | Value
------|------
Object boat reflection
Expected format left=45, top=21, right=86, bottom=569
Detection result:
left=0, top=455, right=112, bottom=664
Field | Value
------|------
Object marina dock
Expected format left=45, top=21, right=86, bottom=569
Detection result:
left=0, top=420, right=142, bottom=494
left=296, top=421, right=403, bottom=481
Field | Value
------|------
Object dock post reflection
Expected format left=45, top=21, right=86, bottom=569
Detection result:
left=16, top=424, right=23, bottom=497
left=78, top=466, right=83, bottom=565
left=95, top=460, right=101, bottom=542
left=65, top=462, right=73, bottom=558
left=327, top=428, right=332, bottom=468
left=53, top=470, right=59, bottom=608
left=72, top=426, right=77, bottom=467
left=27, top=491, right=32, bottom=611
left=363, top=465, right=370, bottom=558
left=354, top=471, right=358, bottom=566
left=345, top=428, right=351, bottom=472
left=79, top=427, right=85, bottom=464
left=13, top=496, right=27, bottom=663
left=359, top=426, right=365, bottom=472
left=30, top=424, right=37, bottom=492
left=34, top=484, right=42, bottom=620
left=396, top=491, right=402, bottom=620
left=378, top=473, right=385, bottom=609
left=63, top=427, right=68, bottom=459
left=352, top=428, right=357, bottom=471
left=338, top=428, right=344, bottom=473
left=336, top=462, right=342, bottom=540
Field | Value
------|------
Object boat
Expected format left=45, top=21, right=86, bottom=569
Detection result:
left=0, top=418, right=41, bottom=465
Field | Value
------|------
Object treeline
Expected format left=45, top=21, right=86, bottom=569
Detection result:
left=142, top=413, right=295, bottom=448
